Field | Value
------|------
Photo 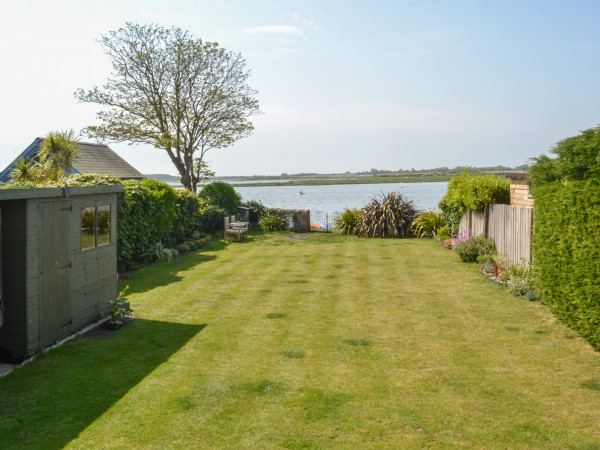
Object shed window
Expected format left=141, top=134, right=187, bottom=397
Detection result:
left=81, top=205, right=111, bottom=250
left=81, top=207, right=96, bottom=250
left=97, top=205, right=111, bottom=246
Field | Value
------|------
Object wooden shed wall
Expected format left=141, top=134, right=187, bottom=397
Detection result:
left=25, top=192, right=118, bottom=351
left=69, top=194, right=118, bottom=332
left=0, top=200, right=28, bottom=354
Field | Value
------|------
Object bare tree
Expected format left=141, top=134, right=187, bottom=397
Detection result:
left=76, top=23, right=260, bottom=191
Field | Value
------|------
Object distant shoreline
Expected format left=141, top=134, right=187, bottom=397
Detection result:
left=227, top=174, right=453, bottom=187
left=146, top=169, right=518, bottom=188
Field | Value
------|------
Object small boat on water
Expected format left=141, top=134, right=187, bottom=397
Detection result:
left=294, top=190, right=305, bottom=195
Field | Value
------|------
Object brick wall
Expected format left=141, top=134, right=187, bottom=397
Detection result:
left=510, top=180, right=534, bottom=207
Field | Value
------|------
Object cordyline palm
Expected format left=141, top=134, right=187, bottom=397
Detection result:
left=39, top=129, right=80, bottom=181
left=10, top=157, right=42, bottom=182
left=10, top=130, right=80, bottom=183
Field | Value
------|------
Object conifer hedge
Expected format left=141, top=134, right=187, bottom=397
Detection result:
left=531, top=180, right=600, bottom=349
left=530, top=125, right=600, bottom=349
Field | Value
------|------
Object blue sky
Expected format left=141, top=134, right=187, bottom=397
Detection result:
left=1, top=0, right=599, bottom=176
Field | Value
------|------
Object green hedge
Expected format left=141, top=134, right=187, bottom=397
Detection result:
left=532, top=180, right=600, bottom=349
left=197, top=202, right=226, bottom=234
left=439, top=171, right=509, bottom=235
left=168, top=190, right=226, bottom=245
left=117, top=179, right=177, bottom=267
left=169, top=190, right=200, bottom=244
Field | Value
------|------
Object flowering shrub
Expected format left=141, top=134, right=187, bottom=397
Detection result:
left=455, top=235, right=495, bottom=262
left=450, top=229, right=473, bottom=250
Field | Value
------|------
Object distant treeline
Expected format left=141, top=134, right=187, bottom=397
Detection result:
left=147, top=164, right=530, bottom=183
left=317, top=164, right=530, bottom=177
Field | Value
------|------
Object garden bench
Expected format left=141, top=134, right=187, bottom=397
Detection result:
left=224, top=215, right=248, bottom=241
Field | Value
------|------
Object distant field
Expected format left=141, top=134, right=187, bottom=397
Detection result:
left=229, top=173, right=454, bottom=187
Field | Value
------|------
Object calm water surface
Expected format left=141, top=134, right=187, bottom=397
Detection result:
left=235, top=182, right=448, bottom=214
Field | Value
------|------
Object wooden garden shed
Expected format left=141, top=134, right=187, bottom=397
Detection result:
left=0, top=184, right=123, bottom=360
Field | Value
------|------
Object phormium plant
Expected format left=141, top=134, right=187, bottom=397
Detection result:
left=354, top=192, right=417, bottom=238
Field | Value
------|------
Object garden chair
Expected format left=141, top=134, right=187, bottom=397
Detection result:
left=228, top=215, right=249, bottom=239
left=224, top=216, right=246, bottom=241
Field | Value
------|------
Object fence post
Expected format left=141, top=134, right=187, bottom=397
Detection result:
left=484, top=204, right=489, bottom=237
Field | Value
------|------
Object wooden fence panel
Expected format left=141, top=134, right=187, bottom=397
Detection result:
left=459, top=204, right=532, bottom=266
left=458, top=210, right=486, bottom=237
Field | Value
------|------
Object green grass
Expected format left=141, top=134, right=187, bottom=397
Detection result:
left=1, top=233, right=600, bottom=448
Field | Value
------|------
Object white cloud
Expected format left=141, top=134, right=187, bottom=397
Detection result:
left=244, top=25, right=303, bottom=36
left=293, top=13, right=319, bottom=31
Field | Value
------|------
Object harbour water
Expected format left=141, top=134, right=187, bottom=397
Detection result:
left=235, top=181, right=448, bottom=214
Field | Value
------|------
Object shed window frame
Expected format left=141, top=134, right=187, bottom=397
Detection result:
left=81, top=204, right=111, bottom=251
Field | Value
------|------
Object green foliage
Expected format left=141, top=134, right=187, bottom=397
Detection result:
left=169, top=190, right=202, bottom=244
left=117, top=180, right=177, bottom=268
left=528, top=127, right=600, bottom=348
left=193, top=159, right=215, bottom=192
left=529, top=125, right=600, bottom=186
left=436, top=225, right=451, bottom=241
left=198, top=201, right=226, bottom=234
left=9, top=130, right=80, bottom=183
left=175, top=243, right=191, bottom=254
left=501, top=258, right=532, bottom=280
left=334, top=208, right=361, bottom=235
left=259, top=213, right=286, bottom=231
left=105, top=285, right=132, bottom=329
left=198, top=181, right=239, bottom=214
left=354, top=192, right=416, bottom=238
left=531, top=180, right=600, bottom=349
left=242, top=200, right=273, bottom=224
left=439, top=171, right=510, bottom=235
left=508, top=276, right=533, bottom=296
left=1, top=173, right=122, bottom=190
left=411, top=209, right=445, bottom=238
left=139, top=179, right=177, bottom=238
left=525, top=291, right=539, bottom=302
left=65, top=173, right=122, bottom=186
left=454, top=235, right=495, bottom=263
left=143, top=242, right=174, bottom=263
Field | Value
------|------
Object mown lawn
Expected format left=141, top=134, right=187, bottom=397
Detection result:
left=1, top=233, right=599, bottom=448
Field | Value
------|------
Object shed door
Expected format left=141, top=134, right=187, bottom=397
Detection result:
left=39, top=200, right=72, bottom=347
